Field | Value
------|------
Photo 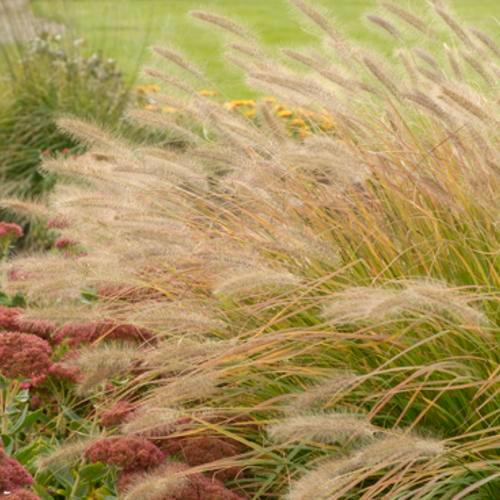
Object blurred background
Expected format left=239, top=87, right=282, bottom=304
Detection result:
left=4, top=0, right=499, bottom=96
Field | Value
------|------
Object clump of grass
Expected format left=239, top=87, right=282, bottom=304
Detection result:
left=0, top=31, right=131, bottom=253
left=4, top=0, right=499, bottom=498
left=322, top=279, right=489, bottom=327
left=287, top=433, right=446, bottom=499
left=0, top=33, right=129, bottom=199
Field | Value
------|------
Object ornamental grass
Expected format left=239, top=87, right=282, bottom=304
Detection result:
left=1, top=0, right=498, bottom=498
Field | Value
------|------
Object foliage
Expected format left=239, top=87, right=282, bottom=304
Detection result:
left=1, top=375, right=116, bottom=499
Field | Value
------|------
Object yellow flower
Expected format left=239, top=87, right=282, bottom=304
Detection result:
left=290, top=118, right=306, bottom=128
left=144, top=104, right=159, bottom=111
left=224, top=99, right=255, bottom=111
left=136, top=84, right=160, bottom=95
left=263, top=96, right=276, bottom=103
left=198, top=89, right=218, bottom=97
left=235, top=99, right=256, bottom=107
left=162, top=106, right=178, bottom=114
left=277, top=109, right=293, bottom=118
left=243, top=109, right=256, bottom=119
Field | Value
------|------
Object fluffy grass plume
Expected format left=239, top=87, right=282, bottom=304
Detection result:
left=72, top=344, right=140, bottom=395
left=268, top=412, right=376, bottom=444
left=322, top=280, right=488, bottom=327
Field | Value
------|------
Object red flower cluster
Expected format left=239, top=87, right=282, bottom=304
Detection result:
left=118, top=462, right=245, bottom=500
left=14, top=318, right=55, bottom=341
left=162, top=436, right=242, bottom=481
left=54, top=321, right=154, bottom=346
left=0, top=447, right=33, bottom=492
left=48, top=362, right=81, bottom=383
left=100, top=401, right=136, bottom=428
left=0, top=332, right=52, bottom=380
left=0, top=307, right=55, bottom=340
left=0, top=222, right=23, bottom=240
left=54, top=238, right=77, bottom=250
left=0, top=306, right=23, bottom=331
left=84, top=437, right=164, bottom=470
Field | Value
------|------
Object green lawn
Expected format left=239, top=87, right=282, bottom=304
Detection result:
left=31, top=0, right=500, bottom=97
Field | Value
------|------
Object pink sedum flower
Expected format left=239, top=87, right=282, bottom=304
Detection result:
left=48, top=362, right=81, bottom=383
left=54, top=237, right=77, bottom=250
left=0, top=222, right=23, bottom=240
left=162, top=436, right=243, bottom=481
left=54, top=320, right=154, bottom=347
left=14, top=318, right=56, bottom=340
left=100, top=401, right=136, bottom=428
left=0, top=306, right=22, bottom=331
left=0, top=308, right=54, bottom=341
left=0, top=332, right=52, bottom=380
left=0, top=447, right=33, bottom=491
left=84, top=437, right=164, bottom=470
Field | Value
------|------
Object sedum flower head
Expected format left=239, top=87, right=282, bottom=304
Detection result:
left=0, top=222, right=23, bottom=240
left=84, top=436, right=164, bottom=470
left=0, top=307, right=55, bottom=340
left=0, top=306, right=22, bottom=331
left=100, top=400, right=136, bottom=428
left=48, top=362, right=81, bottom=383
left=54, top=320, right=154, bottom=346
left=14, top=318, right=56, bottom=340
left=0, top=447, right=33, bottom=491
left=161, top=436, right=243, bottom=481
left=54, top=237, right=77, bottom=250
left=0, top=332, right=52, bottom=380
